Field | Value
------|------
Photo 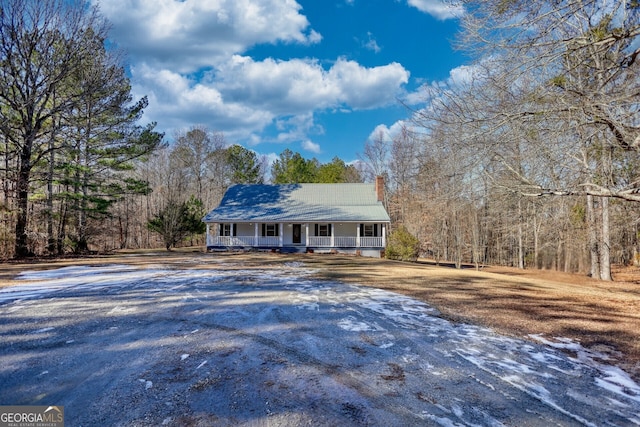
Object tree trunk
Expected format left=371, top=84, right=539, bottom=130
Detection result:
left=57, top=189, right=69, bottom=255
left=453, top=211, right=462, bottom=269
left=46, top=137, right=56, bottom=255
left=517, top=198, right=524, bottom=269
left=600, top=196, right=612, bottom=281
left=14, top=146, right=32, bottom=258
left=533, top=214, right=540, bottom=269
left=587, top=194, right=600, bottom=279
left=471, top=209, right=481, bottom=270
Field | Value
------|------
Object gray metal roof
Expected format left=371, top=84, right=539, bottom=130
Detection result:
left=203, top=183, right=390, bottom=223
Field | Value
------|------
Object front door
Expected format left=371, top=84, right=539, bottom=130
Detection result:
left=292, top=224, right=302, bottom=244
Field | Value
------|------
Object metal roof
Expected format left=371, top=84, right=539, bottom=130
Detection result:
left=202, top=183, right=391, bottom=223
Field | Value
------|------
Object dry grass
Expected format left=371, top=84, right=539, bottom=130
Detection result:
left=2, top=249, right=639, bottom=380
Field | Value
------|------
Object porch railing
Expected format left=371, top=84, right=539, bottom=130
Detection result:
left=207, top=235, right=385, bottom=248
left=213, top=236, right=255, bottom=247
left=308, top=236, right=332, bottom=247
left=360, top=237, right=384, bottom=247
left=257, top=236, right=280, bottom=246
left=208, top=236, right=279, bottom=246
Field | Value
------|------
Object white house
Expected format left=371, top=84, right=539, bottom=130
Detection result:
left=202, top=177, right=390, bottom=257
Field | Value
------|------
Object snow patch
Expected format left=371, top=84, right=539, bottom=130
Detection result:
left=138, top=379, right=153, bottom=390
left=338, top=317, right=376, bottom=332
left=530, top=334, right=640, bottom=404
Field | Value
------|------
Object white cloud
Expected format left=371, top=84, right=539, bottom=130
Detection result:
left=216, top=55, right=408, bottom=113
left=263, top=152, right=280, bottom=168
left=403, top=63, right=484, bottom=106
left=308, top=29, right=323, bottom=44
left=215, top=56, right=341, bottom=113
left=301, top=140, right=322, bottom=154
left=406, top=0, right=464, bottom=20
left=94, top=0, right=412, bottom=153
left=216, top=55, right=409, bottom=136
left=247, top=133, right=263, bottom=147
left=94, top=0, right=320, bottom=73
left=403, top=86, right=427, bottom=106
left=133, top=55, right=408, bottom=147
left=274, top=113, right=322, bottom=144
left=328, top=59, right=409, bottom=109
left=130, top=64, right=274, bottom=140
left=363, top=32, right=381, bottom=53
left=366, top=121, right=410, bottom=143
left=446, top=63, right=482, bottom=86
left=367, top=124, right=393, bottom=143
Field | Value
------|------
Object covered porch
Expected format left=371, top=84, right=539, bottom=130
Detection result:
left=206, top=221, right=386, bottom=252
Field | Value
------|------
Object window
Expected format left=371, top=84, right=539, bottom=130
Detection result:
left=262, top=223, right=279, bottom=236
left=220, top=224, right=232, bottom=236
left=315, top=224, right=331, bottom=236
left=361, top=224, right=378, bottom=237
left=318, top=224, right=330, bottom=236
left=363, top=224, right=375, bottom=237
left=266, top=224, right=278, bottom=236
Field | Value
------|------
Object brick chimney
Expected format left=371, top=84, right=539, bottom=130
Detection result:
left=375, top=175, right=384, bottom=202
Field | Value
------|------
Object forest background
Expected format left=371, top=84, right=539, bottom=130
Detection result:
left=0, top=0, right=638, bottom=282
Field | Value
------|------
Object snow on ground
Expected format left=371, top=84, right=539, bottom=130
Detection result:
left=1, top=264, right=258, bottom=305
left=1, top=261, right=639, bottom=426
left=289, top=278, right=640, bottom=426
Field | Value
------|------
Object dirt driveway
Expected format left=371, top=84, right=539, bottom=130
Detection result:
left=0, top=252, right=639, bottom=426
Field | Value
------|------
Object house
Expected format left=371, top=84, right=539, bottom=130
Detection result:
left=202, top=176, right=390, bottom=257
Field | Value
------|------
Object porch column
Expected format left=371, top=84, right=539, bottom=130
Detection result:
left=205, top=224, right=210, bottom=246
left=356, top=223, right=360, bottom=248
left=382, top=223, right=387, bottom=247
left=331, top=223, right=335, bottom=247
left=305, top=223, right=309, bottom=246
left=279, top=223, right=284, bottom=247
left=254, top=223, right=259, bottom=246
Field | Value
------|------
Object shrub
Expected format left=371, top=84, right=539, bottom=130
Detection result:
left=147, top=196, right=206, bottom=250
left=385, top=226, right=420, bottom=262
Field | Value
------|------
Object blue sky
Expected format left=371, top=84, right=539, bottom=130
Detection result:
left=94, top=0, right=467, bottom=164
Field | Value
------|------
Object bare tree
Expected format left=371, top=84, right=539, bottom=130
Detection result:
left=172, top=126, right=226, bottom=202
left=358, top=129, right=390, bottom=182
left=411, top=0, right=639, bottom=278
left=387, top=125, right=422, bottom=226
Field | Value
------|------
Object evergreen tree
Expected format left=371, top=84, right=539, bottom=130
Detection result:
left=316, top=157, right=362, bottom=183
left=0, top=0, right=161, bottom=257
left=385, top=226, right=420, bottom=262
left=147, top=196, right=206, bottom=250
left=270, top=149, right=319, bottom=183
left=225, top=145, right=265, bottom=184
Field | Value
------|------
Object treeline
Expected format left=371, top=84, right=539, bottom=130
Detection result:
left=361, top=126, right=640, bottom=276
left=115, top=126, right=266, bottom=252
left=270, top=149, right=362, bottom=184
left=0, top=0, right=164, bottom=258
left=132, top=129, right=363, bottom=251
left=365, top=0, right=640, bottom=279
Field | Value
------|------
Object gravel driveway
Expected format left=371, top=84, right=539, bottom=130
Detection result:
left=1, top=259, right=639, bottom=426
